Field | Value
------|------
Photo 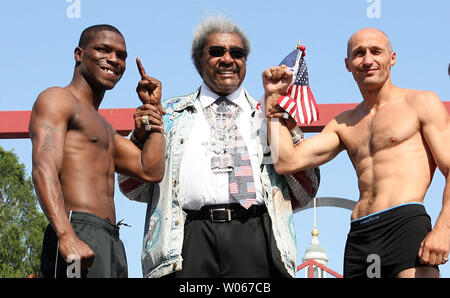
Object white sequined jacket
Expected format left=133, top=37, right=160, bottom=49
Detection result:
left=118, top=88, right=320, bottom=278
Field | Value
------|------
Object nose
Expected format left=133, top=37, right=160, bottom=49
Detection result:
left=219, top=50, right=234, bottom=64
left=362, top=50, right=374, bottom=66
left=107, top=51, right=119, bottom=65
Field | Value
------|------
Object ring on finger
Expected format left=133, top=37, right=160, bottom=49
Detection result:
left=282, top=112, right=289, bottom=119
left=141, top=115, right=149, bottom=125
left=442, top=257, right=449, bottom=264
left=144, top=124, right=152, bottom=132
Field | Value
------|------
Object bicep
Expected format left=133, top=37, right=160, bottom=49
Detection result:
left=29, top=91, right=74, bottom=211
left=276, top=120, right=343, bottom=174
left=29, top=88, right=76, bottom=180
left=418, top=92, right=450, bottom=175
left=113, top=134, right=145, bottom=178
left=295, top=123, right=343, bottom=167
left=30, top=93, right=70, bottom=173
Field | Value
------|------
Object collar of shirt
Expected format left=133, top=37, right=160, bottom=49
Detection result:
left=199, top=82, right=249, bottom=113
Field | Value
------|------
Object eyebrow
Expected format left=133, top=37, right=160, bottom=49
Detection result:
left=351, top=45, right=384, bottom=55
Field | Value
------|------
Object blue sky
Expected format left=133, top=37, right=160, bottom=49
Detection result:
left=0, top=0, right=449, bottom=278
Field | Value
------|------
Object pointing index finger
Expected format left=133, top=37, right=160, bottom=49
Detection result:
left=136, top=57, right=148, bottom=79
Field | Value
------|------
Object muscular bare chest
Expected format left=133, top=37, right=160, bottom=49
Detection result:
left=340, top=100, right=420, bottom=162
left=58, top=102, right=117, bottom=217
left=66, top=104, right=115, bottom=154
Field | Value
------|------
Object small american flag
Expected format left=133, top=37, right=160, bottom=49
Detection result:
left=277, top=44, right=319, bottom=125
left=246, top=182, right=256, bottom=193
left=234, top=165, right=253, bottom=177
left=229, top=182, right=239, bottom=194
left=241, top=197, right=256, bottom=209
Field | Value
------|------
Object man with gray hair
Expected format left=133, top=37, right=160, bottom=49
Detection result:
left=118, top=16, right=319, bottom=278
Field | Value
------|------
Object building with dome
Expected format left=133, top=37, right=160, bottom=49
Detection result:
left=301, top=227, right=329, bottom=278
left=296, top=197, right=355, bottom=278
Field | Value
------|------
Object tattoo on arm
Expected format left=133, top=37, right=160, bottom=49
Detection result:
left=39, top=122, right=63, bottom=152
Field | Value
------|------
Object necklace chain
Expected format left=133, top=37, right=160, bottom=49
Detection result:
left=203, top=100, right=240, bottom=155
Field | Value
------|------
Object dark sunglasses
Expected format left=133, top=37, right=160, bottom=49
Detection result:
left=208, top=46, right=247, bottom=59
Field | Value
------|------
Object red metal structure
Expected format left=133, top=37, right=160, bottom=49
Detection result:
left=297, top=259, right=343, bottom=278
left=0, top=108, right=136, bottom=139
left=2, top=102, right=449, bottom=139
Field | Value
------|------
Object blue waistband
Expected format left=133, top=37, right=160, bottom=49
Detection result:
left=351, top=202, right=424, bottom=223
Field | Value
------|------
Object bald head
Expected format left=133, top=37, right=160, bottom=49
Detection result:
left=347, top=28, right=393, bottom=58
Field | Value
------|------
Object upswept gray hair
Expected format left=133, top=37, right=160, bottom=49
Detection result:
left=191, top=16, right=251, bottom=75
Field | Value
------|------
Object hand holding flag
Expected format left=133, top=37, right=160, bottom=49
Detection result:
left=262, top=43, right=321, bottom=212
left=263, top=65, right=298, bottom=130
left=265, top=43, right=319, bottom=126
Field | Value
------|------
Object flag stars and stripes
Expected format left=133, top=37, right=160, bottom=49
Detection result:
left=234, top=165, right=253, bottom=177
left=276, top=47, right=319, bottom=125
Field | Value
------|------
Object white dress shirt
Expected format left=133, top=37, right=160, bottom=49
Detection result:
left=178, top=83, right=264, bottom=210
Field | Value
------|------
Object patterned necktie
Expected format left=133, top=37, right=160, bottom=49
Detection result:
left=213, top=97, right=256, bottom=209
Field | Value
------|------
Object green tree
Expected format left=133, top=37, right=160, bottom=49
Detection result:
left=0, top=146, right=48, bottom=277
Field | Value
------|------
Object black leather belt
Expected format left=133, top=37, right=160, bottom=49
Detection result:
left=184, top=203, right=267, bottom=223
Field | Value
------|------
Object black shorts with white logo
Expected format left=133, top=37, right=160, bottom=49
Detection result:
left=344, top=203, right=436, bottom=278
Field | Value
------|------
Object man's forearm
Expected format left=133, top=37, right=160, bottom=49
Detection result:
left=267, top=115, right=299, bottom=173
left=435, top=177, right=450, bottom=232
left=32, top=164, right=75, bottom=239
left=141, top=130, right=165, bottom=182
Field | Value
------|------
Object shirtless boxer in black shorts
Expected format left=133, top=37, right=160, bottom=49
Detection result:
left=30, top=24, right=165, bottom=277
left=263, top=28, right=450, bottom=278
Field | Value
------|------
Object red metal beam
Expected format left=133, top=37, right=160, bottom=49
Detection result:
left=296, top=259, right=343, bottom=278
left=1, top=102, right=450, bottom=139
left=308, top=261, right=314, bottom=278
left=0, top=108, right=136, bottom=139
left=300, top=103, right=358, bottom=133
left=309, top=259, right=344, bottom=278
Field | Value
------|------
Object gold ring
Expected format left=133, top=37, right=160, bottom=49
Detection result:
left=141, top=115, right=149, bottom=125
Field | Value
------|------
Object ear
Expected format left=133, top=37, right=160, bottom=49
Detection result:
left=390, top=51, right=397, bottom=68
left=74, top=46, right=84, bottom=64
left=344, top=58, right=351, bottom=72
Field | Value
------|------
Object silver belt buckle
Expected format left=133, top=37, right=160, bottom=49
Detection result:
left=209, top=208, right=231, bottom=223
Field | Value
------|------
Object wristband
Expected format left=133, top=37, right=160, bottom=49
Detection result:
left=130, top=130, right=145, bottom=149
left=290, top=126, right=304, bottom=145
